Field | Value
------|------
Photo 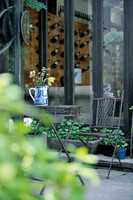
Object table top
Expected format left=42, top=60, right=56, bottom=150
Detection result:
left=36, top=105, right=82, bottom=116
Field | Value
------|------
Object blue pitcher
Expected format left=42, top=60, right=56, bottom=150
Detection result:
left=29, top=86, right=48, bottom=106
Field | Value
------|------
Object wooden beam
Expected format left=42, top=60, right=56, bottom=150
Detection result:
left=64, top=0, right=75, bottom=105
left=14, top=0, right=24, bottom=88
left=124, top=0, right=133, bottom=137
left=92, top=0, right=103, bottom=98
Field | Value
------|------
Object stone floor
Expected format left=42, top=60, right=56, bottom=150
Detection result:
left=84, top=168, right=133, bottom=200
left=31, top=154, right=133, bottom=200
left=31, top=167, right=133, bottom=200
left=96, top=154, right=133, bottom=170
left=82, top=154, right=133, bottom=200
left=60, top=152, right=133, bottom=170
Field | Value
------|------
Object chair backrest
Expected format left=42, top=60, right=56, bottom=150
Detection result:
left=92, top=91, right=124, bottom=129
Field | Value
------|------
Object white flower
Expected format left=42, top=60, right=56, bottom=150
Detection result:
left=29, top=70, right=35, bottom=78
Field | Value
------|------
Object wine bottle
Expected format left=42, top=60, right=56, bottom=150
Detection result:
left=50, top=23, right=58, bottom=30
left=60, top=27, right=64, bottom=33
left=80, top=54, right=89, bottom=61
left=36, top=36, right=39, bottom=41
left=60, top=39, right=64, bottom=44
left=51, top=61, right=59, bottom=69
left=74, top=62, right=80, bottom=68
left=50, top=35, right=59, bottom=43
left=36, top=50, right=39, bottom=54
left=80, top=41, right=89, bottom=48
left=36, top=22, right=39, bottom=27
left=82, top=66, right=90, bottom=72
left=36, top=64, right=39, bottom=69
left=80, top=30, right=89, bottom=37
left=74, top=29, right=79, bottom=36
left=60, top=64, right=64, bottom=69
left=51, top=48, right=59, bottom=56
left=75, top=52, right=80, bottom=59
left=60, top=52, right=64, bottom=58
left=74, top=40, right=80, bottom=47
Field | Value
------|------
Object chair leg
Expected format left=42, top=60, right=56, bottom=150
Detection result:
left=106, top=147, right=123, bottom=179
left=115, top=150, right=124, bottom=170
left=79, top=138, right=88, bottom=148
left=106, top=152, right=115, bottom=179
left=39, top=185, right=46, bottom=196
left=130, top=129, right=133, bottom=158
left=76, top=174, right=85, bottom=186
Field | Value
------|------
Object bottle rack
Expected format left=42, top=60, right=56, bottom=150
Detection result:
left=24, top=11, right=91, bottom=87
left=48, top=13, right=64, bottom=87
left=24, top=7, right=39, bottom=86
left=48, top=13, right=91, bottom=87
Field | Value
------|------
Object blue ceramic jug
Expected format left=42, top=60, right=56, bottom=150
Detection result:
left=29, top=86, right=48, bottom=106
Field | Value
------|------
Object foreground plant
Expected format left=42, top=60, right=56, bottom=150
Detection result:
left=0, top=73, right=99, bottom=200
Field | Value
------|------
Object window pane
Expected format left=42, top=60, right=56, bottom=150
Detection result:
left=0, top=1, right=15, bottom=74
left=48, top=0, right=64, bottom=87
left=103, top=0, right=124, bottom=97
left=74, top=0, right=92, bottom=86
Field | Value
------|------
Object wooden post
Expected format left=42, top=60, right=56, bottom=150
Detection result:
left=124, top=0, right=133, bottom=138
left=64, top=0, right=75, bottom=105
left=92, top=0, right=103, bottom=98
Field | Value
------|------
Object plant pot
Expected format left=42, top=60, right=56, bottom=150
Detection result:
left=116, top=148, right=127, bottom=159
left=103, top=145, right=114, bottom=157
left=47, top=138, right=100, bottom=154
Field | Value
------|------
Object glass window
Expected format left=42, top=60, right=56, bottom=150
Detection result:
left=74, top=0, right=92, bottom=86
left=0, top=1, right=15, bottom=75
left=48, top=0, right=65, bottom=87
left=103, top=0, right=124, bottom=97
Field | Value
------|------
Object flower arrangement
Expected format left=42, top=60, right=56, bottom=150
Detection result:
left=29, top=67, right=55, bottom=86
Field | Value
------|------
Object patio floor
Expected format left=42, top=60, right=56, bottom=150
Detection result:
left=31, top=154, right=133, bottom=200
left=96, top=154, right=133, bottom=170
left=84, top=167, right=133, bottom=200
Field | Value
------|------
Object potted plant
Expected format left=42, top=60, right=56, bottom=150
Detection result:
left=28, top=67, right=55, bottom=105
left=26, top=119, right=100, bottom=154
left=101, top=129, right=128, bottom=159
left=94, top=128, right=117, bottom=156
left=116, top=136, right=128, bottom=159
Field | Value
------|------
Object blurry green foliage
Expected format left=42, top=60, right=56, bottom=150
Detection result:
left=0, top=73, right=99, bottom=200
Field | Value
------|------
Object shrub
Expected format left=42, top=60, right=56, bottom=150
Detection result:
left=0, top=73, right=99, bottom=200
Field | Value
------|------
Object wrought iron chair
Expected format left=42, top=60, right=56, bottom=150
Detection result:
left=74, top=91, right=124, bottom=179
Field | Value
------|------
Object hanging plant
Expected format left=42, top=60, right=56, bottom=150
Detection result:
left=23, top=0, right=46, bottom=11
